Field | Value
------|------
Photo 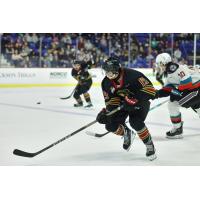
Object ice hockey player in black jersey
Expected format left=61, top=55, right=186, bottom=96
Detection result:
left=71, top=60, right=93, bottom=108
left=155, top=53, right=200, bottom=139
left=96, top=56, right=157, bottom=161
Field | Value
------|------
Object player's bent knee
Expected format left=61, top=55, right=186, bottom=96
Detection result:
left=129, top=120, right=145, bottom=132
left=73, top=93, right=80, bottom=99
left=105, top=123, right=119, bottom=133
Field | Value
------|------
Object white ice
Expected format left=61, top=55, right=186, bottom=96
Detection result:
left=0, top=86, right=200, bottom=166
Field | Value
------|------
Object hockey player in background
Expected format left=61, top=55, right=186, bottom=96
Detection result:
left=96, top=57, right=157, bottom=161
left=155, top=53, right=200, bottom=139
left=154, top=61, right=165, bottom=86
left=71, top=60, right=93, bottom=108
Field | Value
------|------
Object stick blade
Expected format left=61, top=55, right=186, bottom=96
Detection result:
left=85, top=131, right=108, bottom=138
left=85, top=131, right=96, bottom=137
left=13, top=149, right=36, bottom=158
left=60, top=96, right=70, bottom=100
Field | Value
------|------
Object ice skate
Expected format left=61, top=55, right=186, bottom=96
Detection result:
left=146, top=143, right=157, bottom=161
left=84, top=102, right=93, bottom=108
left=166, top=122, right=183, bottom=139
left=122, top=125, right=136, bottom=151
left=74, top=102, right=83, bottom=107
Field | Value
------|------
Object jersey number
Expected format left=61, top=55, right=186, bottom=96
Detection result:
left=178, top=71, right=185, bottom=78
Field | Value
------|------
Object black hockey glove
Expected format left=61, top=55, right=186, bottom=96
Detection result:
left=154, top=89, right=171, bottom=99
left=79, top=75, right=85, bottom=80
left=171, top=89, right=182, bottom=96
left=96, top=108, right=108, bottom=124
left=123, top=96, right=139, bottom=112
left=170, top=89, right=183, bottom=102
left=154, top=90, right=160, bottom=99
left=78, top=76, right=84, bottom=84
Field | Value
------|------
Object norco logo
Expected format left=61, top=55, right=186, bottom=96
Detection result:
left=50, top=72, right=67, bottom=79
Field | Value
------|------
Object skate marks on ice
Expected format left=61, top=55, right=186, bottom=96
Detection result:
left=0, top=101, right=199, bottom=142
left=152, top=132, right=200, bottom=142
left=0, top=102, right=96, bottom=118
left=0, top=101, right=199, bottom=139
left=29, top=151, right=150, bottom=166
left=148, top=121, right=200, bottom=142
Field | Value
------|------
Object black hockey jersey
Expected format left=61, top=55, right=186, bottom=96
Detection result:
left=71, top=61, right=92, bottom=84
left=101, top=68, right=156, bottom=111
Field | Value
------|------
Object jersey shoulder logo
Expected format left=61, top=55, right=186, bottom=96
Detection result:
left=170, top=65, right=177, bottom=72
left=138, top=77, right=149, bottom=87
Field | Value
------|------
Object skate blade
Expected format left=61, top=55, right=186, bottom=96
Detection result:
left=166, top=134, right=183, bottom=139
left=85, top=131, right=96, bottom=136
left=147, top=154, right=157, bottom=161
left=74, top=106, right=94, bottom=110
left=125, top=132, right=136, bottom=152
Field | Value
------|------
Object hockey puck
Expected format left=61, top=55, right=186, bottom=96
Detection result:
left=36, top=102, right=41, bottom=104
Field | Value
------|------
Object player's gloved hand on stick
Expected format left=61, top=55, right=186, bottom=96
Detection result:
left=170, top=91, right=183, bottom=102
left=96, top=108, right=108, bottom=124
left=171, top=89, right=182, bottom=96
left=154, top=90, right=160, bottom=99
left=79, top=75, right=85, bottom=80
left=154, top=89, right=171, bottom=99
left=123, top=96, right=139, bottom=111
left=170, top=88, right=183, bottom=102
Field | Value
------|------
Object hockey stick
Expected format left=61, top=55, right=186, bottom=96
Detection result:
left=85, top=131, right=110, bottom=138
left=178, top=90, right=198, bottom=106
left=60, top=85, right=78, bottom=100
left=149, top=98, right=169, bottom=111
left=13, top=105, right=123, bottom=158
left=86, top=99, right=169, bottom=138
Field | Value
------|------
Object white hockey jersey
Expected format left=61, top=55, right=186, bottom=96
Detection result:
left=163, top=64, right=200, bottom=92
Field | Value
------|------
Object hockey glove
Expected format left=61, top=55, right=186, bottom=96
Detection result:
left=171, top=89, right=182, bottom=96
left=154, top=90, right=160, bottom=99
left=155, top=88, right=173, bottom=99
left=96, top=108, right=108, bottom=124
left=170, top=89, right=183, bottom=102
left=123, top=96, right=139, bottom=111
left=79, top=75, right=85, bottom=81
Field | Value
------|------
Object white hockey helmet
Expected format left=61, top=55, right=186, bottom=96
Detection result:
left=156, top=53, right=172, bottom=67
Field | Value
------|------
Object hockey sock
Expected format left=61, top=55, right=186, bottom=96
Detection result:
left=137, top=126, right=152, bottom=144
left=83, top=93, right=92, bottom=103
left=75, top=97, right=83, bottom=104
left=170, top=113, right=182, bottom=128
left=114, top=125, right=124, bottom=136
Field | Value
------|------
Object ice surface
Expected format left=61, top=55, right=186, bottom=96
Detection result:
left=0, top=86, right=200, bottom=166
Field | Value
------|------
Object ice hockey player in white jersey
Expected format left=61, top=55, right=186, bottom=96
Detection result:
left=155, top=53, right=200, bottom=139
left=154, top=62, right=165, bottom=86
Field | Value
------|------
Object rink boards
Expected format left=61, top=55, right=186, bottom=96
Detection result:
left=0, top=68, right=160, bottom=88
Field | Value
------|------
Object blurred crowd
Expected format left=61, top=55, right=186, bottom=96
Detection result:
left=1, top=33, right=199, bottom=68
left=132, top=33, right=197, bottom=68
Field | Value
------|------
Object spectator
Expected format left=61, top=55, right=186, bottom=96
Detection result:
left=174, top=48, right=182, bottom=62
left=1, top=33, right=195, bottom=68
left=78, top=37, right=85, bottom=50
left=12, top=50, right=23, bottom=67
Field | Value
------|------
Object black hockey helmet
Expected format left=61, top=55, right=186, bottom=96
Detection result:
left=73, top=60, right=83, bottom=66
left=102, top=56, right=121, bottom=73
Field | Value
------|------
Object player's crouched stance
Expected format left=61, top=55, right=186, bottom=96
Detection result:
left=72, top=60, right=93, bottom=108
left=155, top=53, right=200, bottom=139
left=96, top=57, right=157, bottom=161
